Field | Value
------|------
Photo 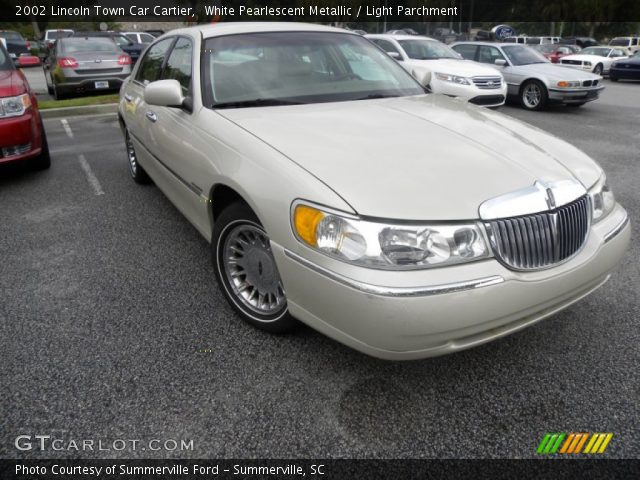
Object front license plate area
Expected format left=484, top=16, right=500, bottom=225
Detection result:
left=95, top=81, right=109, bottom=89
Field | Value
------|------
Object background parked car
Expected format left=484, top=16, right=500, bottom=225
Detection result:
left=505, top=36, right=560, bottom=45
left=44, top=36, right=132, bottom=99
left=559, top=37, right=599, bottom=49
left=533, top=44, right=580, bottom=63
left=560, top=46, right=628, bottom=75
left=609, top=50, right=640, bottom=81
left=123, top=31, right=156, bottom=45
left=367, top=34, right=507, bottom=107
left=608, top=36, right=640, bottom=55
left=0, top=30, right=39, bottom=67
left=0, top=41, right=49, bottom=170
left=451, top=42, right=604, bottom=110
left=73, top=31, right=145, bottom=63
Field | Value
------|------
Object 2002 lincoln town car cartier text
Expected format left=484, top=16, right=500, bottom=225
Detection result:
left=118, top=23, right=630, bottom=360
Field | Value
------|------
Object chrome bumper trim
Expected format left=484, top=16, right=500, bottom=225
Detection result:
left=284, top=249, right=504, bottom=298
left=604, top=215, right=630, bottom=243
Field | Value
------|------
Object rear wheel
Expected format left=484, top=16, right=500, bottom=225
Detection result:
left=53, top=84, right=65, bottom=100
left=124, top=129, right=151, bottom=184
left=520, top=80, right=548, bottom=111
left=44, top=68, right=53, bottom=95
left=212, top=202, right=296, bottom=333
left=593, top=63, right=603, bottom=75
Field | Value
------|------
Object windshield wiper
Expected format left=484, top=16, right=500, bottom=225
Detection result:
left=212, top=98, right=303, bottom=109
left=354, top=94, right=399, bottom=101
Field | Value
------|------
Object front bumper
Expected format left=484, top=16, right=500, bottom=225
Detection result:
left=548, top=86, right=604, bottom=104
left=273, top=205, right=630, bottom=360
left=609, top=66, right=640, bottom=79
left=0, top=110, right=42, bottom=165
left=431, top=79, right=507, bottom=107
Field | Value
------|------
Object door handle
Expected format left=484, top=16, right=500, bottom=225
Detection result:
left=124, top=94, right=133, bottom=102
left=146, top=111, right=157, bottom=122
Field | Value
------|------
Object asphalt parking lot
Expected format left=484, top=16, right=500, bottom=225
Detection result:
left=2, top=81, right=639, bottom=459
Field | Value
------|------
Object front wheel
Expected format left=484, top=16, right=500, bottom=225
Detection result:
left=593, top=64, right=603, bottom=75
left=212, top=202, right=296, bottom=333
left=520, top=80, right=548, bottom=111
left=610, top=75, right=618, bottom=82
left=31, top=119, right=51, bottom=170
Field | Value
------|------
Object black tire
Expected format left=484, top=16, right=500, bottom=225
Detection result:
left=212, top=202, right=296, bottom=333
left=44, top=68, right=53, bottom=95
left=520, top=80, right=548, bottom=111
left=31, top=119, right=51, bottom=170
left=53, top=84, right=65, bottom=100
left=610, top=75, right=618, bottom=82
left=124, top=129, right=151, bottom=184
left=593, top=63, right=603, bottom=75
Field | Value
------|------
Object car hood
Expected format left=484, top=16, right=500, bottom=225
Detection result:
left=218, top=95, right=602, bottom=220
left=561, top=54, right=609, bottom=62
left=407, top=58, right=501, bottom=77
left=0, top=69, right=26, bottom=97
left=512, top=63, right=601, bottom=80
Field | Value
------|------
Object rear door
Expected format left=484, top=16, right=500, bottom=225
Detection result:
left=121, top=37, right=175, bottom=166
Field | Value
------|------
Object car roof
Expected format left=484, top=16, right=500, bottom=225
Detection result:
left=451, top=42, right=525, bottom=47
left=365, top=33, right=437, bottom=41
left=165, top=22, right=354, bottom=40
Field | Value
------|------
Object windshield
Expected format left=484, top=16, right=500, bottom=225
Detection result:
left=502, top=45, right=549, bottom=65
left=533, top=44, right=556, bottom=53
left=61, top=38, right=119, bottom=54
left=581, top=47, right=611, bottom=56
left=47, top=31, right=73, bottom=40
left=202, top=32, right=424, bottom=108
left=0, top=31, right=23, bottom=41
left=609, top=38, right=629, bottom=46
left=397, top=39, right=459, bottom=60
left=0, top=43, right=14, bottom=70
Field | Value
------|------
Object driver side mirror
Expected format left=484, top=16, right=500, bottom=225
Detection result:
left=494, top=59, right=507, bottom=66
left=145, top=79, right=185, bottom=109
left=412, top=69, right=432, bottom=87
left=387, top=51, right=402, bottom=61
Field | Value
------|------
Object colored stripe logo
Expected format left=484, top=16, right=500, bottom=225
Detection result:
left=537, top=433, right=613, bottom=454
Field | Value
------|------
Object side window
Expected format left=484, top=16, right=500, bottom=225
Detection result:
left=372, top=39, right=401, bottom=56
left=632, top=38, right=638, bottom=46
left=140, top=34, right=155, bottom=43
left=136, top=38, right=174, bottom=85
left=161, top=37, right=193, bottom=94
left=612, top=49, right=625, bottom=57
left=452, top=44, right=477, bottom=60
left=125, top=34, right=137, bottom=43
left=478, top=45, right=505, bottom=64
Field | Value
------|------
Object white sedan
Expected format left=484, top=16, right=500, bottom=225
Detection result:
left=366, top=34, right=507, bottom=107
left=560, top=46, right=628, bottom=75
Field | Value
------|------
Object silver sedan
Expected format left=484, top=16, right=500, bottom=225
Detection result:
left=119, top=24, right=629, bottom=360
left=451, top=42, right=604, bottom=110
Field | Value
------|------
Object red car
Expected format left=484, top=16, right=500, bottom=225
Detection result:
left=533, top=44, right=581, bottom=63
left=0, top=41, right=49, bottom=169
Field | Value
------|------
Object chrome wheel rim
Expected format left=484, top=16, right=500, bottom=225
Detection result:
left=523, top=83, right=541, bottom=108
left=222, top=224, right=286, bottom=316
left=125, top=132, right=137, bottom=175
left=594, top=65, right=602, bottom=74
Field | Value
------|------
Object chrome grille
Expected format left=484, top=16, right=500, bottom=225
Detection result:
left=486, top=196, right=590, bottom=270
left=472, top=76, right=503, bottom=89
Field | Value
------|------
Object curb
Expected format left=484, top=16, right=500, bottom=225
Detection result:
left=40, top=103, right=119, bottom=119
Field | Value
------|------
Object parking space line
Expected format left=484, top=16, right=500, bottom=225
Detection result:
left=61, top=119, right=74, bottom=138
left=77, top=154, right=104, bottom=196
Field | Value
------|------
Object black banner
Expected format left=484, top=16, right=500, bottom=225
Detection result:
left=1, top=459, right=640, bottom=480
left=0, top=0, right=639, bottom=22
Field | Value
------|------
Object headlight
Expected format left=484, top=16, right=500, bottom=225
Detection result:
left=292, top=203, right=490, bottom=269
left=584, top=61, right=592, bottom=67
left=434, top=72, right=471, bottom=85
left=588, top=176, right=615, bottom=223
left=0, top=94, right=31, bottom=118
left=557, top=81, right=581, bottom=88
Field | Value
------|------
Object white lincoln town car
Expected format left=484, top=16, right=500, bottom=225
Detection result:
left=118, top=23, right=630, bottom=360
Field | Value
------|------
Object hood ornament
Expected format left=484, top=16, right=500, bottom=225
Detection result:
left=479, top=178, right=586, bottom=220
